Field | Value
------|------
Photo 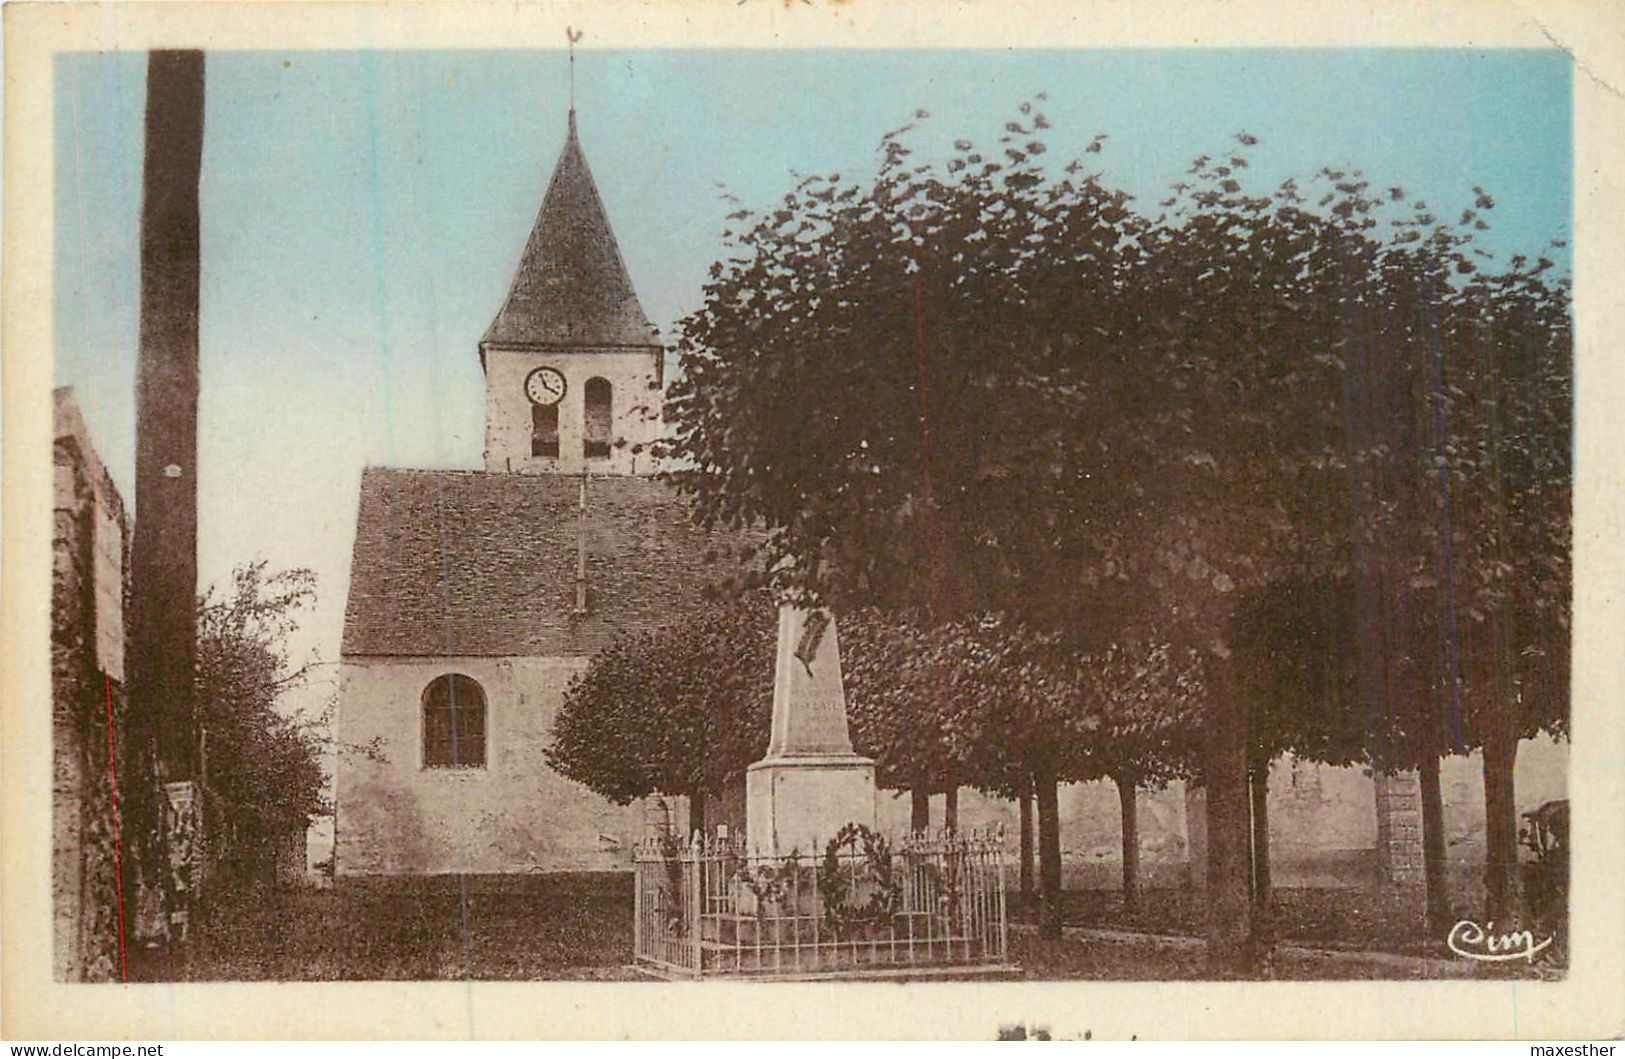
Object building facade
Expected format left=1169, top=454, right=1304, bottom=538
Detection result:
left=52, top=389, right=131, bottom=980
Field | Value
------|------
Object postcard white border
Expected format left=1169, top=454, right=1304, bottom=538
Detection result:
left=4, top=0, right=1622, bottom=1041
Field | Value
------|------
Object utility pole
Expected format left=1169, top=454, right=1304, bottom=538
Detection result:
left=126, top=50, right=205, bottom=932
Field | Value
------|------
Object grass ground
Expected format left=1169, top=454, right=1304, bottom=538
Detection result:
left=1048, top=885, right=1565, bottom=969
left=132, top=875, right=1559, bottom=982
left=132, top=874, right=639, bottom=981
left=1053, top=887, right=1431, bottom=954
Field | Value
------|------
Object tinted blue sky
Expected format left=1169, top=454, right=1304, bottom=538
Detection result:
left=55, top=48, right=1571, bottom=666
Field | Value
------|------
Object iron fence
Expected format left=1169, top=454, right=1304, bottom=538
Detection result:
left=633, top=826, right=1008, bottom=979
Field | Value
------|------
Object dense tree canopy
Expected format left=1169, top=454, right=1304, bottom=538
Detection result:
left=661, top=100, right=1570, bottom=962
left=840, top=610, right=959, bottom=797
left=552, top=600, right=1127, bottom=936
left=550, top=604, right=1107, bottom=809
left=1074, top=641, right=1205, bottom=789
left=1071, top=640, right=1205, bottom=908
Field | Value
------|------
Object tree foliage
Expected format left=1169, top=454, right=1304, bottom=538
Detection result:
left=195, top=562, right=327, bottom=862
left=1233, top=575, right=1366, bottom=771
left=846, top=609, right=1139, bottom=800
left=665, top=100, right=1567, bottom=721
left=545, top=599, right=775, bottom=805
left=927, top=615, right=1101, bottom=798
left=551, top=604, right=1164, bottom=813
left=1073, top=641, right=1206, bottom=789
left=661, top=98, right=1570, bottom=954
left=840, top=610, right=956, bottom=793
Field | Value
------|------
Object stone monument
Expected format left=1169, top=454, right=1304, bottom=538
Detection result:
left=745, top=606, right=877, bottom=854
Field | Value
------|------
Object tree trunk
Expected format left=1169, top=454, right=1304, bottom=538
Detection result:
left=1019, top=780, right=1035, bottom=903
left=1035, top=762, right=1063, bottom=939
left=911, top=783, right=930, bottom=833
left=944, top=772, right=959, bottom=833
left=689, top=788, right=707, bottom=840
left=1249, top=762, right=1273, bottom=945
left=1482, top=728, right=1521, bottom=923
left=1203, top=652, right=1256, bottom=975
left=1418, top=751, right=1451, bottom=935
left=1115, top=774, right=1141, bottom=913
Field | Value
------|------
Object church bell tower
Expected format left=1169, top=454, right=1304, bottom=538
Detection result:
left=480, top=108, right=664, bottom=477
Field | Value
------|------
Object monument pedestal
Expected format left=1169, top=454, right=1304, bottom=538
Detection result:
left=747, top=754, right=876, bottom=857
left=744, top=606, right=877, bottom=855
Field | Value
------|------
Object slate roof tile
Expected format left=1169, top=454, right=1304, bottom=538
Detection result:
left=481, top=113, right=661, bottom=352
left=341, top=468, right=756, bottom=658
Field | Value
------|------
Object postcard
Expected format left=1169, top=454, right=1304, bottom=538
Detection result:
left=3, top=0, right=1622, bottom=1041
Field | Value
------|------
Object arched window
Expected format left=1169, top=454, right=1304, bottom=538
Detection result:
left=531, top=403, right=559, bottom=458
left=422, top=674, right=486, bottom=768
left=583, top=376, right=612, bottom=459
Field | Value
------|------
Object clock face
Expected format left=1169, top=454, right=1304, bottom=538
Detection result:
left=524, top=366, right=567, bottom=406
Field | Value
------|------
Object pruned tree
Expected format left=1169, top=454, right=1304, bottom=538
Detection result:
left=1073, top=642, right=1205, bottom=912
left=1232, top=574, right=1364, bottom=927
left=842, top=609, right=960, bottom=831
left=1427, top=249, right=1571, bottom=923
left=928, top=614, right=1101, bottom=938
left=663, top=99, right=1570, bottom=971
left=664, top=102, right=1180, bottom=943
left=545, top=600, right=776, bottom=833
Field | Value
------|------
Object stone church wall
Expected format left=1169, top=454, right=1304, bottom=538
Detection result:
left=335, top=654, right=648, bottom=875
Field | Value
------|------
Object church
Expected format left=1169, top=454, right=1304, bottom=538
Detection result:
left=333, top=107, right=748, bottom=876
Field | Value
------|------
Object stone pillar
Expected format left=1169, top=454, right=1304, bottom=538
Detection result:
left=642, top=796, right=676, bottom=838
left=1374, top=770, right=1426, bottom=908
left=745, top=607, right=876, bottom=854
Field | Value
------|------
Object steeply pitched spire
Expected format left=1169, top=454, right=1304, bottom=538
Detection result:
left=481, top=112, right=660, bottom=352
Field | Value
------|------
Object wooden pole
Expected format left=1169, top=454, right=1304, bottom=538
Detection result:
left=128, top=49, right=205, bottom=784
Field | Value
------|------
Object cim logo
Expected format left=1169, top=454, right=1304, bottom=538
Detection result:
left=1446, top=919, right=1554, bottom=963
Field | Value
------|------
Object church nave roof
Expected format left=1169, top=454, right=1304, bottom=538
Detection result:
left=342, top=468, right=755, bottom=658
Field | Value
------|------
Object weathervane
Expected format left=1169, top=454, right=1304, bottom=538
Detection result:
left=566, top=26, right=583, bottom=111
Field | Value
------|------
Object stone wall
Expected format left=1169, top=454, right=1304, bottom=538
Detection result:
left=961, top=740, right=1566, bottom=895
left=705, top=739, right=1566, bottom=895
left=1374, top=771, right=1425, bottom=904
left=51, top=390, right=131, bottom=981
